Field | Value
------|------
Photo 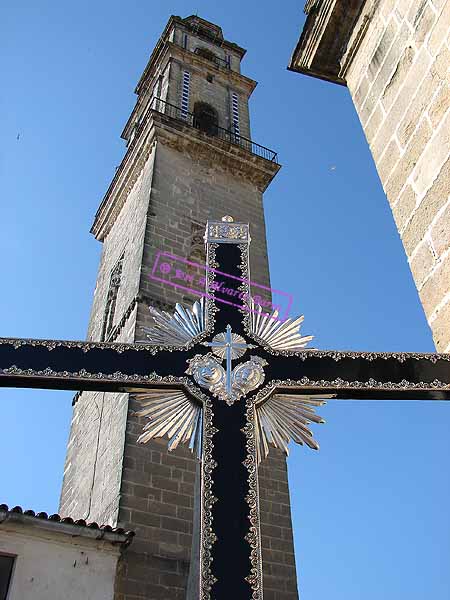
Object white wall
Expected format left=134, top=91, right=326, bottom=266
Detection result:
left=0, top=528, right=120, bottom=600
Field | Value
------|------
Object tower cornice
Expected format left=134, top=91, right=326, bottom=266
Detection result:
left=91, top=110, right=280, bottom=241
left=136, top=15, right=246, bottom=97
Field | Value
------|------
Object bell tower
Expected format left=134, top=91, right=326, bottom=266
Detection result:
left=60, top=15, right=299, bottom=599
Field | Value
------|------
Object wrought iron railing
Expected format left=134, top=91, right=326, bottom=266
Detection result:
left=148, top=97, right=278, bottom=163
left=194, top=47, right=230, bottom=69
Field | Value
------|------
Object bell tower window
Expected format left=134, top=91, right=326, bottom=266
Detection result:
left=231, top=92, right=240, bottom=137
left=195, top=47, right=218, bottom=63
left=193, top=102, right=219, bottom=136
left=181, top=70, right=191, bottom=118
left=101, top=253, right=124, bottom=341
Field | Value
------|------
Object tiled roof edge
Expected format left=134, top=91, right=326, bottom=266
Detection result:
left=0, top=504, right=135, bottom=547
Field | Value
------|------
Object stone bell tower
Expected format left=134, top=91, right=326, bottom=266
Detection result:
left=60, top=15, right=299, bottom=599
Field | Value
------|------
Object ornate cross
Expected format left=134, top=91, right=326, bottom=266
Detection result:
left=0, top=216, right=449, bottom=600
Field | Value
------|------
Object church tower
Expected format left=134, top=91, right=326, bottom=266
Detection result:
left=60, top=15, right=299, bottom=599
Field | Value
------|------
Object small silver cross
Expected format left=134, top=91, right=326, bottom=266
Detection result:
left=203, top=324, right=255, bottom=396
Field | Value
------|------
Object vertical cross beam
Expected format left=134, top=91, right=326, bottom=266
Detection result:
left=199, top=217, right=261, bottom=599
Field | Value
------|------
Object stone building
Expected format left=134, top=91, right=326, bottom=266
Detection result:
left=59, top=15, right=299, bottom=600
left=290, top=0, right=450, bottom=352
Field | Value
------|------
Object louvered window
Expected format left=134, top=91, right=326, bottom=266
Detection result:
left=231, top=92, right=240, bottom=137
left=181, top=70, right=191, bottom=118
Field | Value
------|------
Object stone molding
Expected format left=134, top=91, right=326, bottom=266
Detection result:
left=288, top=0, right=367, bottom=84
left=135, top=15, right=246, bottom=97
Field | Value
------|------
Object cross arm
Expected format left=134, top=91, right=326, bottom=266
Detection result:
left=259, top=349, right=450, bottom=401
left=0, top=337, right=192, bottom=393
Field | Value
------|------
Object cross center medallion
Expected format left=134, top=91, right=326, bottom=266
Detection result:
left=185, top=324, right=265, bottom=405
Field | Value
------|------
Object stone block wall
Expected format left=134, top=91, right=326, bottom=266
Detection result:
left=60, top=150, right=157, bottom=526
left=345, top=0, right=450, bottom=351
left=135, top=141, right=270, bottom=333
left=86, top=148, right=156, bottom=343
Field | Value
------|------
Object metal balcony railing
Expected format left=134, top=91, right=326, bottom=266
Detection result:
left=193, top=47, right=230, bottom=69
left=148, top=97, right=278, bottom=163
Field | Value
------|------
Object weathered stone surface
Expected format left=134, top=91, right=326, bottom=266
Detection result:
left=381, top=44, right=415, bottom=112
left=412, top=107, right=450, bottom=198
left=428, top=1, right=450, bottom=56
left=371, top=46, right=432, bottom=161
left=402, top=157, right=450, bottom=255
left=430, top=298, right=450, bottom=351
left=411, top=2, right=437, bottom=46
left=360, top=20, right=406, bottom=126
left=431, top=199, right=450, bottom=257
left=354, top=74, right=370, bottom=109
left=395, top=0, right=414, bottom=19
left=381, top=0, right=397, bottom=19
left=409, top=239, right=436, bottom=288
left=392, top=185, right=416, bottom=232
left=397, top=62, right=436, bottom=147
left=420, top=251, right=450, bottom=316
left=431, top=43, right=450, bottom=80
left=378, top=138, right=401, bottom=185
left=385, top=116, right=432, bottom=200
left=365, top=102, right=384, bottom=142
left=428, top=82, right=450, bottom=129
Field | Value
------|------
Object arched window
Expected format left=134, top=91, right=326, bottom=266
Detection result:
left=101, top=253, right=124, bottom=341
left=195, top=47, right=218, bottom=64
left=193, top=102, right=219, bottom=136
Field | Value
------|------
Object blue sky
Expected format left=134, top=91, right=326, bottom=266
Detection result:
left=1, top=2, right=449, bottom=599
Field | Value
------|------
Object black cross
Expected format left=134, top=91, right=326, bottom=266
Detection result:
left=0, top=218, right=449, bottom=600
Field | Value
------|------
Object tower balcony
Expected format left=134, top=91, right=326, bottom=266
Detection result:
left=92, top=96, right=280, bottom=240
left=137, top=97, right=278, bottom=163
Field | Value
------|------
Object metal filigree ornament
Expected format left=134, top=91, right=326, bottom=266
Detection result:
left=233, top=356, right=268, bottom=399
left=185, top=324, right=268, bottom=405
left=186, top=353, right=226, bottom=397
left=205, top=215, right=251, bottom=244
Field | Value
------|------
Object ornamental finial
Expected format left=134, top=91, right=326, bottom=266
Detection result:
left=205, top=217, right=250, bottom=244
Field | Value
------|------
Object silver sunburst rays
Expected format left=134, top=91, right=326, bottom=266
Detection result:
left=139, top=296, right=314, bottom=353
left=141, top=297, right=206, bottom=346
left=134, top=296, right=326, bottom=460
left=133, top=389, right=203, bottom=457
left=249, top=299, right=314, bottom=351
left=255, top=394, right=329, bottom=464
